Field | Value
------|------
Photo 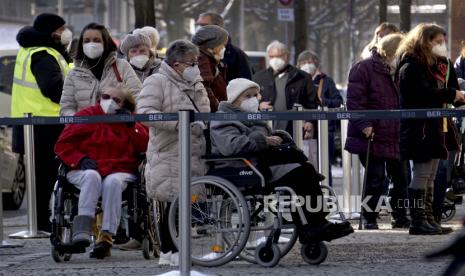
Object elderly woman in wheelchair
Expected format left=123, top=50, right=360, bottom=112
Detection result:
left=210, top=78, right=354, bottom=252
left=54, top=86, right=149, bottom=259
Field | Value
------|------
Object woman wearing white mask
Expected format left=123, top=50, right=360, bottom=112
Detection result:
left=120, top=32, right=161, bottom=83
left=55, top=86, right=149, bottom=259
left=192, top=25, right=229, bottom=112
left=60, top=23, right=142, bottom=116
left=136, top=39, right=210, bottom=266
left=210, top=78, right=353, bottom=246
left=397, top=23, right=465, bottom=235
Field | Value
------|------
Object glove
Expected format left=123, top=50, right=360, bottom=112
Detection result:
left=115, top=108, right=135, bottom=127
left=80, top=158, right=98, bottom=170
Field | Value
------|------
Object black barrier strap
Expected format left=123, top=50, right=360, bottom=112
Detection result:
left=1, top=108, right=465, bottom=125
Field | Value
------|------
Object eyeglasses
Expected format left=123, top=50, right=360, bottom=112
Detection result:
left=181, top=61, right=199, bottom=67
left=101, top=94, right=122, bottom=104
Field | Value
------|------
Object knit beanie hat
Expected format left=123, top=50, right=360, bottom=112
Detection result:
left=120, top=33, right=152, bottom=56
left=192, top=25, right=229, bottom=49
left=133, top=26, right=160, bottom=49
left=33, top=13, right=65, bottom=34
left=227, top=78, right=260, bottom=103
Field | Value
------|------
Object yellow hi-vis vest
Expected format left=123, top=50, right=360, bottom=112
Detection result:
left=11, top=47, right=70, bottom=117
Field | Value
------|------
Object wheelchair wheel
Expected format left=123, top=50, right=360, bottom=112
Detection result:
left=238, top=196, right=298, bottom=264
left=168, top=176, right=250, bottom=267
left=441, top=206, right=456, bottom=222
left=254, top=243, right=281, bottom=267
left=301, top=242, right=328, bottom=265
left=51, top=187, right=73, bottom=263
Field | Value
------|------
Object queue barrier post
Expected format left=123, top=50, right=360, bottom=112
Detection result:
left=292, top=104, right=303, bottom=149
left=9, top=113, right=48, bottom=239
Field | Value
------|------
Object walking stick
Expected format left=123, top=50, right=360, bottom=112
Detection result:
left=359, top=133, right=374, bottom=230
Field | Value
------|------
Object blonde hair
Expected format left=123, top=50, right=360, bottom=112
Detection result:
left=377, top=33, right=404, bottom=59
left=102, top=85, right=136, bottom=112
left=396, top=23, right=446, bottom=66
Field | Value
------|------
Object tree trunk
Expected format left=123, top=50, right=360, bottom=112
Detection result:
left=379, top=0, right=388, bottom=23
left=134, top=0, right=156, bottom=29
left=294, top=0, right=308, bottom=63
left=399, top=0, right=411, bottom=32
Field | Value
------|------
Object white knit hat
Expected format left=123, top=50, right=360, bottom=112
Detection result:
left=227, top=78, right=260, bottom=103
left=133, top=26, right=160, bottom=49
left=120, top=33, right=152, bottom=56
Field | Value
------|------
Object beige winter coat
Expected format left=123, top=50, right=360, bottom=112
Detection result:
left=137, top=61, right=210, bottom=202
left=60, top=52, right=142, bottom=116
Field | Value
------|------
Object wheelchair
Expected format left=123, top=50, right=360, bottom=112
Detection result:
left=49, top=159, right=160, bottom=262
left=166, top=155, right=346, bottom=267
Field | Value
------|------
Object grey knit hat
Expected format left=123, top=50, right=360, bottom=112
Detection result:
left=120, top=33, right=152, bottom=56
left=191, top=25, right=229, bottom=49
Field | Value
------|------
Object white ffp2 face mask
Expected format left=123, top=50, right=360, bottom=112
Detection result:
left=240, top=97, right=259, bottom=112
left=269, top=58, right=286, bottom=72
left=130, top=55, right=149, bottom=69
left=100, top=99, right=119, bottom=114
left=300, top=63, right=317, bottom=75
left=83, top=42, right=104, bottom=59
left=432, top=43, right=448, bottom=58
left=60, top=28, right=73, bottom=46
left=182, top=65, right=201, bottom=84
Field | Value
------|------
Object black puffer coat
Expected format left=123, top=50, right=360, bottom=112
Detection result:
left=398, top=56, right=461, bottom=161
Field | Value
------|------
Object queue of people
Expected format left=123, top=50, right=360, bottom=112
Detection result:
left=9, top=10, right=465, bottom=266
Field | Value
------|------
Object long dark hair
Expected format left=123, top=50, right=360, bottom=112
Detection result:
left=75, top=22, right=117, bottom=61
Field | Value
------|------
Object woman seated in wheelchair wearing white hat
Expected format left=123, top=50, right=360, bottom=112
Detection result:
left=210, top=78, right=354, bottom=244
left=54, top=86, right=149, bottom=259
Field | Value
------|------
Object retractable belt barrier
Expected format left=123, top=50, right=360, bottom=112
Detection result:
left=0, top=108, right=463, bottom=126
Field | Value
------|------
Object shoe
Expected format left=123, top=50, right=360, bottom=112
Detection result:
left=119, top=239, right=142, bottom=251
left=299, top=221, right=354, bottom=243
left=90, top=241, right=112, bottom=259
left=391, top=217, right=411, bottom=229
left=424, top=187, right=452, bottom=235
left=170, top=252, right=179, bottom=266
left=158, top=251, right=172, bottom=266
left=408, top=188, right=441, bottom=235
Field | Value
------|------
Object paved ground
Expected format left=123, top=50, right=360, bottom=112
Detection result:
left=1, top=169, right=464, bottom=276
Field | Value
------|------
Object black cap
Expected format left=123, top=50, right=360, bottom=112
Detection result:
left=33, top=13, right=65, bottom=34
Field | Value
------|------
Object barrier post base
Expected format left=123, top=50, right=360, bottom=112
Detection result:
left=1, top=239, right=25, bottom=248
left=157, top=270, right=209, bottom=276
left=9, top=230, right=49, bottom=239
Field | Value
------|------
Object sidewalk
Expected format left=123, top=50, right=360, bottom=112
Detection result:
left=1, top=172, right=463, bottom=276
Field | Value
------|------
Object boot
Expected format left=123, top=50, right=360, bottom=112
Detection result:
left=425, top=187, right=453, bottom=235
left=71, top=215, right=94, bottom=248
left=408, top=189, right=440, bottom=235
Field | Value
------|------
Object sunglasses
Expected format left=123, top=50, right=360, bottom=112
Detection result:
left=101, top=94, right=122, bottom=104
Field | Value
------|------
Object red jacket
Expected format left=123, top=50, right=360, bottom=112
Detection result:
left=55, top=105, right=149, bottom=177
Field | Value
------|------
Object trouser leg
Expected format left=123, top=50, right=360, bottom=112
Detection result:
left=100, top=173, right=133, bottom=235
left=34, top=124, right=63, bottom=231
left=359, top=155, right=386, bottom=223
left=386, top=159, right=410, bottom=221
left=159, top=202, right=178, bottom=254
left=67, top=170, right=102, bottom=218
